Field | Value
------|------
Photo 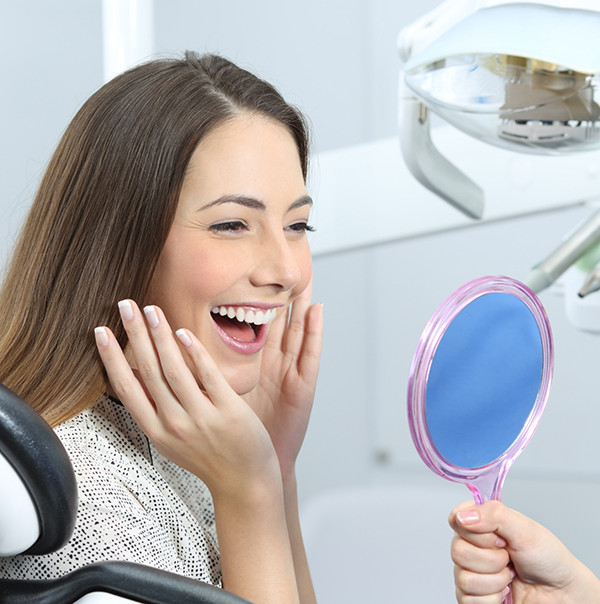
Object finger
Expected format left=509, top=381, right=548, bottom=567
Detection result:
left=451, top=533, right=510, bottom=573
left=117, top=300, right=176, bottom=411
left=455, top=564, right=513, bottom=601
left=175, top=327, right=239, bottom=410
left=282, top=276, right=313, bottom=356
left=142, top=305, right=212, bottom=415
left=455, top=583, right=510, bottom=604
left=297, top=301, right=323, bottom=381
left=456, top=592, right=506, bottom=604
left=263, top=303, right=288, bottom=354
left=450, top=500, right=540, bottom=550
left=449, top=503, right=508, bottom=549
left=94, top=325, right=162, bottom=433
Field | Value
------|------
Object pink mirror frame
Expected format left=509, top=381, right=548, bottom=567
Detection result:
left=407, top=275, right=554, bottom=504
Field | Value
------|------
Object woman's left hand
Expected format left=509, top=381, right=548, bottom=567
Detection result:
left=242, top=277, right=323, bottom=479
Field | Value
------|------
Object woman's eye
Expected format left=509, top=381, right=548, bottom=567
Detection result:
left=210, top=221, right=248, bottom=233
left=287, top=222, right=315, bottom=233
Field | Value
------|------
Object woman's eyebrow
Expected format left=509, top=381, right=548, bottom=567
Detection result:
left=199, top=194, right=313, bottom=212
left=287, top=195, right=313, bottom=212
left=199, top=195, right=266, bottom=211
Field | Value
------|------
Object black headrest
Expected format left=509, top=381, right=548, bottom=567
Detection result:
left=0, top=383, right=77, bottom=555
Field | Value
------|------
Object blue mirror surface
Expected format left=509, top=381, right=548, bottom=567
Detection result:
left=425, top=292, right=543, bottom=469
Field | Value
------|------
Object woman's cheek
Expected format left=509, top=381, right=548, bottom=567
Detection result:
left=293, top=248, right=312, bottom=297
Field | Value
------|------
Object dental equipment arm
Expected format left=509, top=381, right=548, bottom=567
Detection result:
left=578, top=264, right=600, bottom=298
left=525, top=209, right=600, bottom=294
left=399, top=86, right=484, bottom=219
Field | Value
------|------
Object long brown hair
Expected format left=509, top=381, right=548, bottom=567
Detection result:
left=0, top=52, right=310, bottom=427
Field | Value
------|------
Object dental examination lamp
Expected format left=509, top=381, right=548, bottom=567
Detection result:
left=399, top=0, right=600, bottom=219
left=399, top=0, right=600, bottom=304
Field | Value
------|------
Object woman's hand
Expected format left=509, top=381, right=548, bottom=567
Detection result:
left=449, top=500, right=600, bottom=603
left=242, top=278, right=323, bottom=479
left=95, top=300, right=303, bottom=603
left=94, top=300, right=281, bottom=501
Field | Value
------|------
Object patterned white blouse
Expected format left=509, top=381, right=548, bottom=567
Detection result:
left=0, top=395, right=222, bottom=584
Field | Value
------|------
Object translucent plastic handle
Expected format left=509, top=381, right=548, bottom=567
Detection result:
left=468, top=473, right=514, bottom=604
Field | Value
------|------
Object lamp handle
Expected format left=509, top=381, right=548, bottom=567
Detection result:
left=399, top=87, right=484, bottom=220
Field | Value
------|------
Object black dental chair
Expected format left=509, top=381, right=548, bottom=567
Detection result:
left=0, top=383, right=250, bottom=604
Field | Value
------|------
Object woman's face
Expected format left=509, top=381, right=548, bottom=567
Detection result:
left=147, top=115, right=313, bottom=395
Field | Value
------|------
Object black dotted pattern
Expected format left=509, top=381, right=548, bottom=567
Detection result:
left=0, top=395, right=222, bottom=585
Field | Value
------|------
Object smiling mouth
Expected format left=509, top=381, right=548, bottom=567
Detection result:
left=210, top=306, right=277, bottom=343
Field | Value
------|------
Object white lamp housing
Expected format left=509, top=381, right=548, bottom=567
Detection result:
left=399, top=0, right=600, bottom=218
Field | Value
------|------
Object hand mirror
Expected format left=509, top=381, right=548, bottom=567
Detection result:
left=407, top=276, right=553, bottom=505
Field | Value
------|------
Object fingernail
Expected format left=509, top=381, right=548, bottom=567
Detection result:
left=143, top=305, right=159, bottom=328
left=501, top=586, right=510, bottom=599
left=94, top=326, right=109, bottom=348
left=118, top=300, right=134, bottom=322
left=176, top=328, right=192, bottom=347
left=509, top=567, right=516, bottom=581
left=457, top=509, right=480, bottom=525
left=495, top=536, right=508, bottom=548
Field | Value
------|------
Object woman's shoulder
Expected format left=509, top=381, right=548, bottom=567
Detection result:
left=41, top=394, right=221, bottom=582
left=53, top=394, right=215, bottom=531
left=54, top=394, right=153, bottom=466
left=1, top=394, right=221, bottom=583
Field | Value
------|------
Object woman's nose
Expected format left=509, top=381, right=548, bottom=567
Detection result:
left=250, top=231, right=301, bottom=291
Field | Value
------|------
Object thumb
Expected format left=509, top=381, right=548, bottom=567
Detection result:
left=451, top=500, right=532, bottom=542
left=451, top=500, right=560, bottom=562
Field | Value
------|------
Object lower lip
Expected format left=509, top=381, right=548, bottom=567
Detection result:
left=212, top=318, right=269, bottom=355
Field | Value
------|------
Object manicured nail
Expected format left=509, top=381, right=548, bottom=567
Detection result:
left=118, top=300, right=134, bottom=322
left=143, top=305, right=159, bottom=328
left=176, top=328, right=192, bottom=347
left=456, top=509, right=480, bottom=525
left=94, top=326, right=109, bottom=348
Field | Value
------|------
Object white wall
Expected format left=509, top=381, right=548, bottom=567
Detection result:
left=0, top=0, right=441, bottom=265
left=154, top=0, right=441, bottom=151
left=0, top=1, right=103, bottom=264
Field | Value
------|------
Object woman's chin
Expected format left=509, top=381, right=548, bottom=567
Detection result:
left=232, top=379, right=260, bottom=396
left=222, top=367, right=260, bottom=396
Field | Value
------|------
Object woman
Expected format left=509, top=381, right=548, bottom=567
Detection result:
left=449, top=500, right=600, bottom=602
left=0, top=51, right=323, bottom=604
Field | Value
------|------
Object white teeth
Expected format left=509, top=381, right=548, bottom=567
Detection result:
left=211, top=306, right=276, bottom=325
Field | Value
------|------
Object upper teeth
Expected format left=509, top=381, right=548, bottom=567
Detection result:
left=211, top=306, right=277, bottom=325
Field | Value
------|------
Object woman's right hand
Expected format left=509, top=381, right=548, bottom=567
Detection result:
left=449, top=500, right=600, bottom=603
left=95, top=300, right=301, bottom=603
left=94, top=299, right=281, bottom=503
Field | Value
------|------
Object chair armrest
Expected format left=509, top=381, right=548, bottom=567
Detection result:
left=0, top=560, right=252, bottom=604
